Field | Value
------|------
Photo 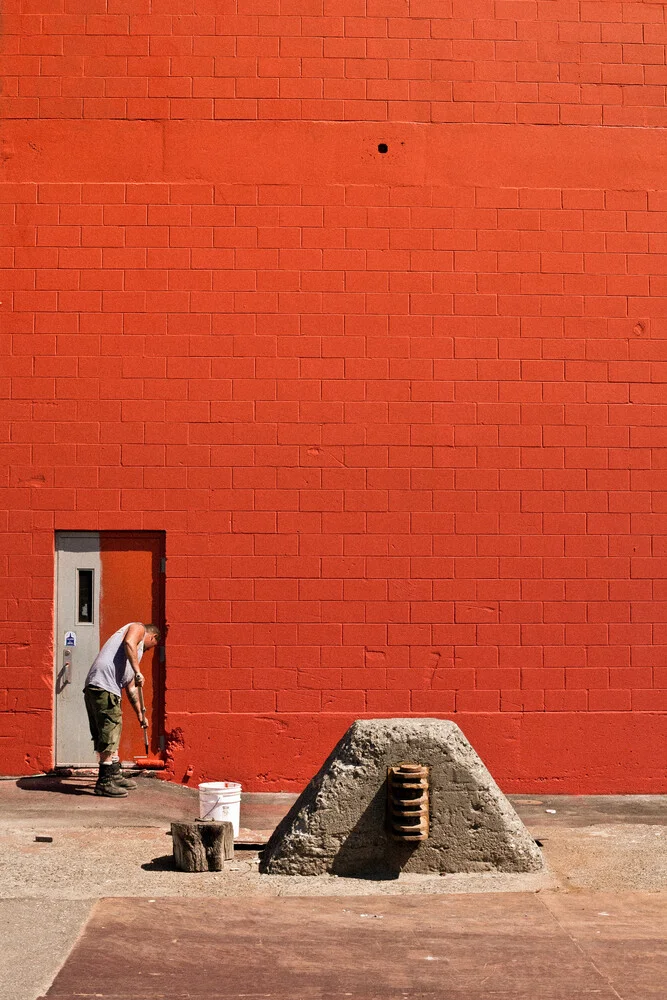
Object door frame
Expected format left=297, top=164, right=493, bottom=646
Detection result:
left=53, top=530, right=166, bottom=767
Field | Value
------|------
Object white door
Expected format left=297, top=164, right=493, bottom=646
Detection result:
left=54, top=531, right=101, bottom=765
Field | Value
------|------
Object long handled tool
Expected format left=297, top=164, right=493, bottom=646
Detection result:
left=134, top=682, right=165, bottom=770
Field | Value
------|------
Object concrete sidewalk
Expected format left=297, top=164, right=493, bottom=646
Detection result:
left=1, top=775, right=665, bottom=1000
left=2, top=775, right=665, bottom=897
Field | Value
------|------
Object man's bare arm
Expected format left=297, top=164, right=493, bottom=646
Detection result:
left=126, top=679, right=148, bottom=727
left=124, top=622, right=146, bottom=683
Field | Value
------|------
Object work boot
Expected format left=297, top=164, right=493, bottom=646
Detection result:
left=110, top=760, right=137, bottom=790
left=94, top=763, right=128, bottom=798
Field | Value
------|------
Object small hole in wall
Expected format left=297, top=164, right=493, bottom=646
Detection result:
left=377, top=143, right=388, bottom=153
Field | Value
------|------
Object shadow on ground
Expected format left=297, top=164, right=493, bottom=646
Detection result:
left=141, top=854, right=177, bottom=872
left=16, top=777, right=93, bottom=796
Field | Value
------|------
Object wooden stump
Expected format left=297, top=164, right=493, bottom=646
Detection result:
left=171, top=820, right=234, bottom=872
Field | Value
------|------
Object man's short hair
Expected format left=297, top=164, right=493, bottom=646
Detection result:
left=144, top=623, right=161, bottom=641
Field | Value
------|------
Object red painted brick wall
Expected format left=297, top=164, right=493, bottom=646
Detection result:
left=1, top=1, right=667, bottom=790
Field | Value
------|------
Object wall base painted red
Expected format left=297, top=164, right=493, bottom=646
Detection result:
left=165, top=712, right=667, bottom=795
left=2, top=3, right=667, bottom=792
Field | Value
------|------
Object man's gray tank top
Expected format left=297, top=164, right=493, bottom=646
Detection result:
left=84, top=623, right=145, bottom=697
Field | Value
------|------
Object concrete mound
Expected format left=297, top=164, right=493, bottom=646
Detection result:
left=260, top=718, right=544, bottom=876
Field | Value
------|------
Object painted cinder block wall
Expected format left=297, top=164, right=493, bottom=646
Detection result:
left=1, top=0, right=667, bottom=791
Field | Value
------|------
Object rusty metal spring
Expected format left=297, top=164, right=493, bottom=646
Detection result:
left=387, top=762, right=430, bottom=841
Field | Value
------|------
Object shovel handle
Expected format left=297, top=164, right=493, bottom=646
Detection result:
left=137, top=683, right=149, bottom=755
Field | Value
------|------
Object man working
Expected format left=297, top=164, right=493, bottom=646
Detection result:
left=83, top=622, right=161, bottom=798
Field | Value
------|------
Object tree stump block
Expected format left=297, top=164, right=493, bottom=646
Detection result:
left=171, top=820, right=234, bottom=872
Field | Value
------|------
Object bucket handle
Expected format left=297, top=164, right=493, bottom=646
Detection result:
left=200, top=801, right=218, bottom=820
left=200, top=794, right=231, bottom=821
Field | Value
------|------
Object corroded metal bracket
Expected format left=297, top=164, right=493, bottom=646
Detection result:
left=387, top=762, right=430, bottom=841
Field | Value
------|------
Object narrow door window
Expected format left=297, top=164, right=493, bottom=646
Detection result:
left=77, top=569, right=94, bottom=623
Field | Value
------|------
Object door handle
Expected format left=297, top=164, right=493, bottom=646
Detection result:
left=62, top=650, right=72, bottom=686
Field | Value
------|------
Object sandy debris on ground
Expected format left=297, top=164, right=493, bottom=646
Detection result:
left=0, top=825, right=555, bottom=898
left=3, top=819, right=667, bottom=898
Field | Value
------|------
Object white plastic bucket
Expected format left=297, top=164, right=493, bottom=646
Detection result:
left=198, top=781, right=242, bottom=836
